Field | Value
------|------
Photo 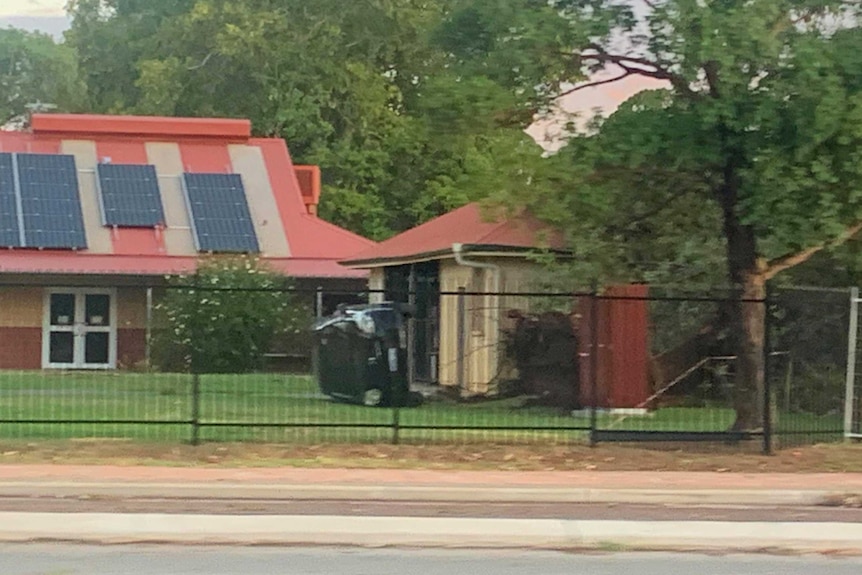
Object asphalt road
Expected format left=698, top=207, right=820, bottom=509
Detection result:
left=1, top=545, right=861, bottom=575
left=1, top=496, right=860, bottom=522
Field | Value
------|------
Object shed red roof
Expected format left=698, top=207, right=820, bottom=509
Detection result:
left=342, top=202, right=566, bottom=267
left=0, top=114, right=373, bottom=278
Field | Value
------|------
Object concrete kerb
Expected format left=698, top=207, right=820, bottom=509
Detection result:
left=0, top=481, right=843, bottom=506
left=2, top=513, right=862, bottom=553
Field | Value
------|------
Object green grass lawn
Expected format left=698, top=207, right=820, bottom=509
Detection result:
left=0, top=371, right=843, bottom=444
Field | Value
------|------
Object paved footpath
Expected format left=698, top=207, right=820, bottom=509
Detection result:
left=1, top=465, right=862, bottom=504
left=1, top=465, right=861, bottom=552
left=5, top=464, right=862, bottom=489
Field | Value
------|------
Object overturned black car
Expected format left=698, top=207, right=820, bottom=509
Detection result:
left=313, top=302, right=422, bottom=407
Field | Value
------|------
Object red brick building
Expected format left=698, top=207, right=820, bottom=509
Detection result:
left=0, top=114, right=372, bottom=370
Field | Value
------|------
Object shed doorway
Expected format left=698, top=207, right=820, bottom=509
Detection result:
left=384, top=261, right=440, bottom=384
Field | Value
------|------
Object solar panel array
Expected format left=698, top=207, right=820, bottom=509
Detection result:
left=0, top=152, right=262, bottom=254
left=97, top=163, right=165, bottom=227
left=0, top=153, right=22, bottom=247
left=16, top=153, right=88, bottom=249
left=182, top=173, right=260, bottom=253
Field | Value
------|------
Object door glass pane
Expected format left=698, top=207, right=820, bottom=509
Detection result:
left=84, top=332, right=109, bottom=365
left=50, top=293, right=75, bottom=326
left=49, top=332, right=74, bottom=364
left=85, top=294, right=110, bottom=326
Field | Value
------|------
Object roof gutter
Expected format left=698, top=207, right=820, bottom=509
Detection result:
left=452, top=242, right=500, bottom=294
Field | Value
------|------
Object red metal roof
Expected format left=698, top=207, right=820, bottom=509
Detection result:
left=342, top=202, right=566, bottom=266
left=31, top=113, right=252, bottom=140
left=0, top=113, right=374, bottom=279
left=0, top=252, right=367, bottom=278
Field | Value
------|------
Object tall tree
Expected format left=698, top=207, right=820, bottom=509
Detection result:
left=66, top=0, right=541, bottom=239
left=0, top=27, right=86, bottom=126
left=437, top=0, right=862, bottom=430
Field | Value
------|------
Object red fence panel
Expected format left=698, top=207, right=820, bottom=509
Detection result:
left=578, top=285, right=650, bottom=409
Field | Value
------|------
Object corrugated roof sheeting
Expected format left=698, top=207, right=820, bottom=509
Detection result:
left=0, top=114, right=374, bottom=279
left=342, top=202, right=566, bottom=266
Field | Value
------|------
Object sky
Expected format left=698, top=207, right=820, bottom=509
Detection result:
left=0, top=0, right=69, bottom=38
left=0, top=0, right=66, bottom=17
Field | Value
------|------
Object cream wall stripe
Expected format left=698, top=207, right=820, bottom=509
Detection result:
left=145, top=142, right=196, bottom=256
left=117, top=288, right=148, bottom=329
left=60, top=140, right=113, bottom=254
left=0, top=288, right=42, bottom=328
left=228, top=145, right=290, bottom=257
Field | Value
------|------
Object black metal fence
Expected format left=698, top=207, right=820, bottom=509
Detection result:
left=0, top=281, right=851, bottom=451
left=770, top=286, right=851, bottom=447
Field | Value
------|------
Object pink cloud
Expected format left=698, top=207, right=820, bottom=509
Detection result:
left=528, top=73, right=668, bottom=149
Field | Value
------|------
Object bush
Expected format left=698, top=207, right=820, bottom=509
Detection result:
left=154, top=256, right=307, bottom=373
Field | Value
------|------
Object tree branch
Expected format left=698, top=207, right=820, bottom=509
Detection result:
left=575, top=45, right=698, bottom=99
left=582, top=44, right=666, bottom=72
left=187, top=52, right=215, bottom=71
left=703, top=60, right=720, bottom=98
left=556, top=68, right=633, bottom=98
left=763, top=221, right=862, bottom=280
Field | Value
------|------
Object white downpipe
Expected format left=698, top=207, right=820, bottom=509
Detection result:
left=452, top=243, right=501, bottom=394
left=451, top=243, right=500, bottom=293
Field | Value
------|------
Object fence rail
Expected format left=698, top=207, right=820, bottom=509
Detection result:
left=0, top=282, right=852, bottom=451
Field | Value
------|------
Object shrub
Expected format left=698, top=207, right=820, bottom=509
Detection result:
left=154, top=255, right=307, bottom=373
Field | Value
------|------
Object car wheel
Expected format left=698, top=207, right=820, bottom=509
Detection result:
left=363, top=388, right=383, bottom=407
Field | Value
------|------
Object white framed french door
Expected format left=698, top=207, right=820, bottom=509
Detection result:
left=42, top=288, right=117, bottom=369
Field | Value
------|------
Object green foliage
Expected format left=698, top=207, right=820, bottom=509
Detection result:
left=154, top=256, right=307, bottom=374
left=63, top=0, right=543, bottom=239
left=0, top=27, right=86, bottom=125
left=436, top=1, right=862, bottom=287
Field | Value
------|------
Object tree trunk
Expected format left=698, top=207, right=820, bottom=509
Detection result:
left=720, top=162, right=766, bottom=432
left=730, top=273, right=765, bottom=431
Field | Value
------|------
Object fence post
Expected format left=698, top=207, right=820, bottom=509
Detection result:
left=456, top=287, right=466, bottom=391
left=191, top=372, right=201, bottom=446
left=407, top=267, right=416, bottom=388
left=845, top=287, right=859, bottom=440
left=392, top=393, right=401, bottom=445
left=145, top=286, right=153, bottom=371
left=312, top=287, right=323, bottom=382
left=589, top=288, right=600, bottom=447
left=762, top=283, right=773, bottom=455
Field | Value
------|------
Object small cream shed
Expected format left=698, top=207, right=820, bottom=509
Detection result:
left=341, top=203, right=567, bottom=396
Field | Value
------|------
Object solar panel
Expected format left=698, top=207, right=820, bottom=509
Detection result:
left=96, top=163, right=165, bottom=227
left=16, top=153, right=87, bottom=249
left=182, top=173, right=259, bottom=253
left=0, top=153, right=22, bottom=247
